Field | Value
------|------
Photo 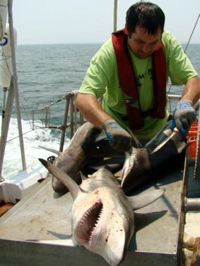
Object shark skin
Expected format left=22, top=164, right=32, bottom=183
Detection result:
left=39, top=158, right=164, bottom=266
left=50, top=122, right=126, bottom=193
left=46, top=120, right=188, bottom=195
left=51, top=122, right=101, bottom=193
left=121, top=127, right=188, bottom=194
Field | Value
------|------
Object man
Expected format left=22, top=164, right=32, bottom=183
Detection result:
left=51, top=2, right=200, bottom=193
left=76, top=1, right=200, bottom=152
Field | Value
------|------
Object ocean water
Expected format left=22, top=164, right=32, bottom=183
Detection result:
left=0, top=43, right=200, bottom=178
left=0, top=43, right=102, bottom=178
left=16, top=43, right=102, bottom=122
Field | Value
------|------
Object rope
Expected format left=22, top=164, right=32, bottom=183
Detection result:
left=184, top=14, right=200, bottom=53
left=5, top=128, right=37, bottom=143
left=2, top=90, right=80, bottom=144
left=36, top=98, right=63, bottom=111
left=167, top=14, right=200, bottom=94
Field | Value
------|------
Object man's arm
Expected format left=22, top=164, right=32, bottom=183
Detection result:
left=75, top=92, right=132, bottom=151
left=180, top=76, right=200, bottom=104
left=76, top=93, right=112, bottom=129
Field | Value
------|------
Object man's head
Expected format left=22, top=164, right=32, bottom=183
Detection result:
left=125, top=2, right=165, bottom=59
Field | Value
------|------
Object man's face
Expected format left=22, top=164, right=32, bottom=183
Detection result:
left=125, top=26, right=162, bottom=59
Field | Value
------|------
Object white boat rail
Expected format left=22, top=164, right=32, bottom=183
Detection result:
left=0, top=0, right=26, bottom=182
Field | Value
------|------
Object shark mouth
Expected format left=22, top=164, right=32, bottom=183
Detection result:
left=76, top=201, right=103, bottom=246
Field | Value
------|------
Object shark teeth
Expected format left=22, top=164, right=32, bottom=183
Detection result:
left=88, top=204, right=103, bottom=247
left=76, top=201, right=103, bottom=244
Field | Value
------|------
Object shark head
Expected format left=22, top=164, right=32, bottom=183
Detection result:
left=121, top=127, right=188, bottom=194
left=71, top=168, right=135, bottom=266
left=39, top=159, right=164, bottom=266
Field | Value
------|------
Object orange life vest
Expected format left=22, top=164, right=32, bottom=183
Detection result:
left=112, top=29, right=167, bottom=130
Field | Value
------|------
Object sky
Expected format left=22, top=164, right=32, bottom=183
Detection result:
left=12, top=0, right=200, bottom=45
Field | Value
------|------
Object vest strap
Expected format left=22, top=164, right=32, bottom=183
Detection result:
left=112, top=29, right=167, bottom=130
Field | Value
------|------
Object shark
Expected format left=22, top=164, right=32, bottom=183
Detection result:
left=121, top=122, right=188, bottom=194
left=39, top=158, right=164, bottom=266
left=40, top=121, right=143, bottom=194
left=41, top=120, right=189, bottom=196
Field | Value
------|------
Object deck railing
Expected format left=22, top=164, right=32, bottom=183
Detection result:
left=35, top=91, right=182, bottom=152
left=43, top=91, right=200, bottom=180
left=2, top=90, right=199, bottom=180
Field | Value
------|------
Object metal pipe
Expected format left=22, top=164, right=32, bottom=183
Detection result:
left=185, top=198, right=200, bottom=211
left=168, top=94, right=181, bottom=100
left=1, top=87, right=7, bottom=131
left=70, top=96, right=74, bottom=138
left=59, top=97, right=70, bottom=152
left=0, top=81, right=15, bottom=182
left=113, top=0, right=117, bottom=32
left=8, top=0, right=26, bottom=171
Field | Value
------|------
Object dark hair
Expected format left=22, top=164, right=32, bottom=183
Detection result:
left=126, top=2, right=165, bottom=35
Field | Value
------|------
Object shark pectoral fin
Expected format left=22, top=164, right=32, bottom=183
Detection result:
left=38, top=145, right=61, bottom=156
left=128, top=188, right=165, bottom=210
left=39, top=158, right=83, bottom=200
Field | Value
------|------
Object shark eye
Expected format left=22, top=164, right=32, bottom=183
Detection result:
left=76, top=202, right=103, bottom=242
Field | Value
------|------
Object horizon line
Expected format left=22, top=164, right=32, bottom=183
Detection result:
left=17, top=42, right=200, bottom=46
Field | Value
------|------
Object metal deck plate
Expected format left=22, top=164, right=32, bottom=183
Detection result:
left=0, top=162, right=185, bottom=266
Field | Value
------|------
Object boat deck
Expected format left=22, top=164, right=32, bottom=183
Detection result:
left=0, top=155, right=193, bottom=266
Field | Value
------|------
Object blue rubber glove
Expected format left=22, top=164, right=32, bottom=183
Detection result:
left=103, top=119, right=132, bottom=152
left=172, top=100, right=196, bottom=136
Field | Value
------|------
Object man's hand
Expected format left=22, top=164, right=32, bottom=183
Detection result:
left=103, top=119, right=132, bottom=152
left=172, top=100, right=196, bottom=136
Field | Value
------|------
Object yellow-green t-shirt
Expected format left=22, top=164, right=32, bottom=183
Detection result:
left=79, top=30, right=197, bottom=140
